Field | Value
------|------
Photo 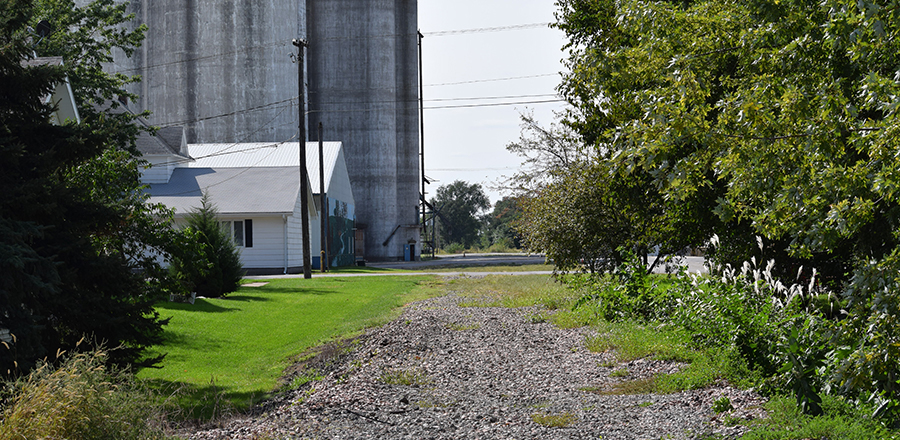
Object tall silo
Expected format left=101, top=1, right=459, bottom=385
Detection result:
left=107, top=0, right=305, bottom=143
left=306, top=0, right=421, bottom=261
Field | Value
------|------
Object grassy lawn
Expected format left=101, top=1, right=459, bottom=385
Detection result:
left=139, top=275, right=443, bottom=419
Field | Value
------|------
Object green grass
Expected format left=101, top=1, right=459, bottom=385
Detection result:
left=738, top=395, right=898, bottom=440
left=530, top=411, right=577, bottom=427
left=451, top=274, right=575, bottom=308
left=421, top=264, right=554, bottom=273
left=139, top=275, right=442, bottom=420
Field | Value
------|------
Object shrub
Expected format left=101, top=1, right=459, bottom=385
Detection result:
left=0, top=349, right=172, bottom=440
left=569, top=250, right=677, bottom=323
left=169, top=193, right=243, bottom=298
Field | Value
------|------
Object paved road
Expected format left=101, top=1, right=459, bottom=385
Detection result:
left=248, top=253, right=706, bottom=279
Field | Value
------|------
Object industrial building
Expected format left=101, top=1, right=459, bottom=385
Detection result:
left=105, top=0, right=421, bottom=261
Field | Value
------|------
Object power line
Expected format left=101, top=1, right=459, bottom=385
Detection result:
left=109, top=22, right=553, bottom=75
left=109, top=42, right=288, bottom=75
left=157, top=97, right=297, bottom=127
left=155, top=94, right=562, bottom=127
left=424, top=23, right=550, bottom=36
left=425, top=73, right=559, bottom=87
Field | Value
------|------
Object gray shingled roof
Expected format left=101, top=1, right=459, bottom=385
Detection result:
left=23, top=56, right=62, bottom=68
left=146, top=167, right=300, bottom=215
left=135, top=126, right=188, bottom=158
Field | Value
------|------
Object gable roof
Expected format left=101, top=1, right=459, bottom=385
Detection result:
left=134, top=125, right=190, bottom=159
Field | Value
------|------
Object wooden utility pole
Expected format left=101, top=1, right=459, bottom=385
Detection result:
left=293, top=38, right=312, bottom=279
left=318, top=122, right=328, bottom=272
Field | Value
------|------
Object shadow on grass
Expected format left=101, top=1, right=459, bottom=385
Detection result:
left=246, top=287, right=339, bottom=296
left=143, top=378, right=267, bottom=423
left=156, top=299, right=241, bottom=313
left=218, top=294, right=272, bottom=303
left=325, top=266, right=401, bottom=274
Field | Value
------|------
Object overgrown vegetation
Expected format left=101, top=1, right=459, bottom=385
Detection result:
left=0, top=349, right=173, bottom=440
left=565, top=250, right=900, bottom=432
left=451, top=271, right=899, bottom=437
left=502, top=0, right=900, bottom=432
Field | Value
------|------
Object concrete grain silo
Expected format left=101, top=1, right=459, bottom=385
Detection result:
left=307, top=0, right=421, bottom=261
left=107, top=0, right=305, bottom=144
left=103, top=0, right=420, bottom=262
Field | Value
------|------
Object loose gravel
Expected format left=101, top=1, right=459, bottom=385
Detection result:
left=186, top=294, right=766, bottom=440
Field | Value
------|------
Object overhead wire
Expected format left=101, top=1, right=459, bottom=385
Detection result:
left=424, top=22, right=550, bottom=36
left=107, top=22, right=554, bottom=75
left=425, top=73, right=559, bottom=87
left=156, top=94, right=563, bottom=127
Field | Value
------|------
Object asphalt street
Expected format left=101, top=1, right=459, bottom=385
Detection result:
left=248, top=253, right=706, bottom=279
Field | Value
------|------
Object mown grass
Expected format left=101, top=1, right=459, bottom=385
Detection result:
left=139, top=275, right=443, bottom=420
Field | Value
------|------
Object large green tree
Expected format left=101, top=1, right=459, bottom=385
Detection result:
left=553, top=0, right=900, bottom=412
left=0, top=0, right=176, bottom=374
left=507, top=112, right=708, bottom=273
left=431, top=181, right=491, bottom=249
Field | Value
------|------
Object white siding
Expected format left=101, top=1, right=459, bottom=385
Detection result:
left=327, top=148, right=355, bottom=207
left=286, top=188, right=320, bottom=268
left=223, top=216, right=285, bottom=269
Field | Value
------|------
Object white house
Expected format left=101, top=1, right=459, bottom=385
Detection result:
left=140, top=139, right=356, bottom=274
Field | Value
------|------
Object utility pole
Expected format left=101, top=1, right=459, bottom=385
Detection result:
left=293, top=38, right=312, bottom=279
left=318, top=122, right=328, bottom=272
left=418, top=30, right=427, bottom=259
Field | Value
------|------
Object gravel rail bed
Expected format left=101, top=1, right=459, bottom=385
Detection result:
left=187, top=294, right=765, bottom=440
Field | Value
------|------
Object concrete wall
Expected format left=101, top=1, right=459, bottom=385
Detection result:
left=307, top=0, right=421, bottom=261
left=108, top=0, right=305, bottom=144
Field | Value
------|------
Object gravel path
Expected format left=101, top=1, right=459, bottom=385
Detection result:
left=187, top=294, right=766, bottom=440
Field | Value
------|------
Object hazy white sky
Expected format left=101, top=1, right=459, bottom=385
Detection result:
left=418, top=0, right=568, bottom=205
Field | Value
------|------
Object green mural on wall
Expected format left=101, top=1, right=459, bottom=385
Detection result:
left=328, top=198, right=355, bottom=267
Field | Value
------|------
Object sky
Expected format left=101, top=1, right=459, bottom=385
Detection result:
left=418, top=0, right=569, bottom=205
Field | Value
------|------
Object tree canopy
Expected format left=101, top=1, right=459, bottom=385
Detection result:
left=554, top=0, right=900, bottom=279
left=545, top=0, right=900, bottom=412
left=0, top=0, right=176, bottom=374
left=431, top=181, right=491, bottom=249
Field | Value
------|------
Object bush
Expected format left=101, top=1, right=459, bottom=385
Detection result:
left=0, top=349, right=173, bottom=440
left=169, top=193, right=243, bottom=298
left=442, top=242, right=465, bottom=254
left=569, top=251, right=677, bottom=322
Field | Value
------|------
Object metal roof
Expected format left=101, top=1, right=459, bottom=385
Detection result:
left=146, top=167, right=300, bottom=215
left=186, top=142, right=342, bottom=193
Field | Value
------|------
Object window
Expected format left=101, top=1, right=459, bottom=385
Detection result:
left=222, top=219, right=253, bottom=247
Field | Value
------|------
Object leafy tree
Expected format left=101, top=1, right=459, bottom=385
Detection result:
left=481, top=196, right=523, bottom=249
left=552, top=0, right=900, bottom=419
left=0, top=0, right=175, bottom=374
left=431, top=181, right=491, bottom=249
left=507, top=112, right=707, bottom=273
left=169, top=194, right=244, bottom=298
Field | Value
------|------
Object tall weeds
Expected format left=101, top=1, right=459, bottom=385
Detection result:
left=0, top=349, right=173, bottom=440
